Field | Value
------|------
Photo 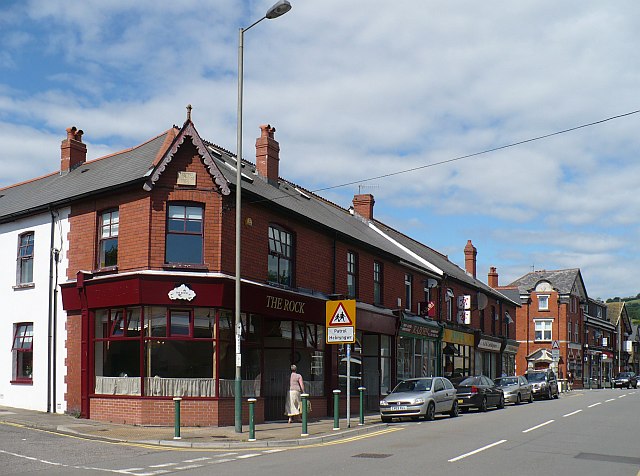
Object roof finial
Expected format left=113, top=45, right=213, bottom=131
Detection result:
left=186, top=104, right=192, bottom=122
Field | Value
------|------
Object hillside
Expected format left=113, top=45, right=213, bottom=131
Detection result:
left=606, top=297, right=640, bottom=324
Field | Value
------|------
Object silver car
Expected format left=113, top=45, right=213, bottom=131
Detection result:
left=380, top=377, right=458, bottom=422
left=494, top=375, right=534, bottom=404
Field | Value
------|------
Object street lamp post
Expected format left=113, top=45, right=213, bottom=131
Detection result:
left=235, top=0, right=292, bottom=434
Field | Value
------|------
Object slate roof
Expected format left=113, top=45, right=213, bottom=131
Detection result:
left=506, top=268, right=583, bottom=295
left=0, top=130, right=174, bottom=224
left=0, top=118, right=519, bottom=304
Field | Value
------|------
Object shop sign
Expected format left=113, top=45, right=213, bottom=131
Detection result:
left=168, top=284, right=196, bottom=301
left=399, top=322, right=440, bottom=339
left=477, top=338, right=502, bottom=352
left=443, top=328, right=474, bottom=346
left=504, top=344, right=519, bottom=354
left=266, top=295, right=306, bottom=314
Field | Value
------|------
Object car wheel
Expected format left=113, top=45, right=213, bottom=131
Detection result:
left=449, top=400, right=459, bottom=418
left=497, top=394, right=505, bottom=409
left=425, top=402, right=436, bottom=421
left=480, top=397, right=488, bottom=412
left=515, top=393, right=521, bottom=405
left=381, top=416, right=392, bottom=423
left=553, top=389, right=559, bottom=399
left=547, top=388, right=552, bottom=400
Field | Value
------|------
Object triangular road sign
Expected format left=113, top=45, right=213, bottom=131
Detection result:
left=329, top=303, right=353, bottom=326
left=552, top=340, right=559, bottom=349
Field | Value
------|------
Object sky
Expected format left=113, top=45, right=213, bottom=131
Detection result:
left=1, top=0, right=639, bottom=300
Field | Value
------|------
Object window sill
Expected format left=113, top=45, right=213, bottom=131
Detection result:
left=93, top=266, right=118, bottom=275
left=163, top=264, right=209, bottom=272
left=10, top=379, right=33, bottom=385
left=13, top=283, right=34, bottom=290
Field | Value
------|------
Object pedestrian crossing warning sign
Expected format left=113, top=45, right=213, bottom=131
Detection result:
left=326, top=300, right=356, bottom=344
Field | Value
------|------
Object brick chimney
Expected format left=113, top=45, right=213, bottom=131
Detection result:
left=60, top=126, right=86, bottom=174
left=352, top=194, right=375, bottom=220
left=255, top=124, right=279, bottom=185
left=488, top=266, right=499, bottom=288
left=464, top=240, right=477, bottom=279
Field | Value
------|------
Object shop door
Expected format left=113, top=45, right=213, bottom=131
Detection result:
left=263, top=349, right=290, bottom=421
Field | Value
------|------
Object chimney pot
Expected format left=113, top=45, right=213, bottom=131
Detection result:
left=255, top=124, right=279, bottom=185
left=488, top=266, right=499, bottom=288
left=464, top=239, right=477, bottom=279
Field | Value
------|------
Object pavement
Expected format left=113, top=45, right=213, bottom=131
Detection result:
left=0, top=406, right=387, bottom=449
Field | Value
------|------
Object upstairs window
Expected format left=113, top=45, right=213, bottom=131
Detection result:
left=404, top=273, right=413, bottom=311
left=373, top=261, right=383, bottom=306
left=166, top=204, right=203, bottom=264
left=534, top=319, right=552, bottom=341
left=538, top=294, right=549, bottom=311
left=12, top=323, right=33, bottom=383
left=347, top=251, right=358, bottom=299
left=98, top=209, right=119, bottom=268
left=268, top=225, right=293, bottom=286
left=17, top=232, right=34, bottom=285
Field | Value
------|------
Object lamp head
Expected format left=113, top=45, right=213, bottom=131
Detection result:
left=266, top=0, right=292, bottom=19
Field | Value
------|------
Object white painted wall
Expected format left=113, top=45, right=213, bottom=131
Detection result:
left=0, top=208, right=69, bottom=412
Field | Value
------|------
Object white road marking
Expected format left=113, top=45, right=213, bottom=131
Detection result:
left=182, top=457, right=211, bottom=463
left=605, top=398, right=616, bottom=402
left=522, top=419, right=554, bottom=433
left=173, top=464, right=204, bottom=470
left=563, top=409, right=582, bottom=417
left=588, top=402, right=602, bottom=408
left=448, top=439, right=507, bottom=462
left=149, top=463, right=178, bottom=468
left=263, top=449, right=286, bottom=453
left=618, top=394, right=627, bottom=398
left=209, top=458, right=236, bottom=464
left=236, top=453, right=261, bottom=459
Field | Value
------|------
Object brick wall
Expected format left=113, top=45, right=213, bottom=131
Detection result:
left=65, top=312, right=82, bottom=415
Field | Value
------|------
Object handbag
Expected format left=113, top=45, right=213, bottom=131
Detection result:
left=306, top=400, right=312, bottom=413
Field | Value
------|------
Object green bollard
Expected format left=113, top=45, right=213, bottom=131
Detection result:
left=248, top=398, right=256, bottom=442
left=333, top=389, right=341, bottom=430
left=173, top=397, right=182, bottom=440
left=358, top=386, right=366, bottom=426
left=301, top=393, right=309, bottom=436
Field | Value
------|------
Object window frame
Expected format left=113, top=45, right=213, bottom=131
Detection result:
left=404, top=273, right=413, bottom=312
left=347, top=251, right=358, bottom=299
left=267, top=224, right=294, bottom=286
left=534, top=319, right=553, bottom=342
left=538, top=294, right=549, bottom=311
left=165, top=202, right=204, bottom=265
left=12, top=323, right=33, bottom=384
left=16, top=232, right=35, bottom=286
left=373, top=261, right=383, bottom=306
left=98, top=209, right=119, bottom=269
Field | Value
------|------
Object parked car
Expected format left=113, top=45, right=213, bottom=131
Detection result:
left=379, top=377, right=458, bottom=422
left=526, top=369, right=559, bottom=399
left=494, top=375, right=534, bottom=404
left=453, top=375, right=504, bottom=412
left=612, top=371, right=638, bottom=389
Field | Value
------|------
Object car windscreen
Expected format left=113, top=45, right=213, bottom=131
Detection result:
left=458, top=377, right=480, bottom=386
left=526, top=373, right=546, bottom=382
left=393, top=379, right=432, bottom=393
left=617, top=372, right=632, bottom=378
left=495, top=377, right=517, bottom=386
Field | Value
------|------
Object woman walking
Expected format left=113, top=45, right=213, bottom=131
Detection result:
left=285, top=364, right=305, bottom=423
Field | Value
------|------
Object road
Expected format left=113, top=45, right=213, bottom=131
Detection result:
left=0, top=389, right=638, bottom=476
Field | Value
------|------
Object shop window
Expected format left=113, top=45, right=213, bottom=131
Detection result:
left=165, top=203, right=203, bottom=264
left=17, top=232, right=34, bottom=285
left=534, top=319, right=553, bottom=341
left=268, top=225, right=293, bottom=286
left=98, top=209, right=119, bottom=268
left=347, top=251, right=358, bottom=299
left=12, top=323, right=33, bottom=383
left=373, top=261, right=383, bottom=306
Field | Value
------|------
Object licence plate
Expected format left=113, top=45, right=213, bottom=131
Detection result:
left=457, top=399, right=463, bottom=404
left=390, top=406, right=408, bottom=411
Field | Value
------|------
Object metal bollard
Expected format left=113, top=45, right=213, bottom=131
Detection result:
left=173, top=397, right=182, bottom=440
left=333, top=389, right=341, bottom=430
left=358, top=386, right=366, bottom=426
left=301, top=393, right=309, bottom=436
left=248, top=398, right=257, bottom=441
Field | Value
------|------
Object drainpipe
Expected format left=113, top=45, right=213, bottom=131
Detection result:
left=47, top=208, right=60, bottom=413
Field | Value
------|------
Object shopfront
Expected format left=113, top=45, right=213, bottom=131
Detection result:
left=442, top=326, right=475, bottom=378
left=501, top=340, right=519, bottom=376
left=475, top=334, right=503, bottom=379
left=397, top=313, right=442, bottom=381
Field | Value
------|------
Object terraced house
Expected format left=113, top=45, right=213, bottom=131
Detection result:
left=0, top=109, right=518, bottom=426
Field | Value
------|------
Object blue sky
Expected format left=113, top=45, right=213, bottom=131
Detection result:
left=2, top=0, right=640, bottom=300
